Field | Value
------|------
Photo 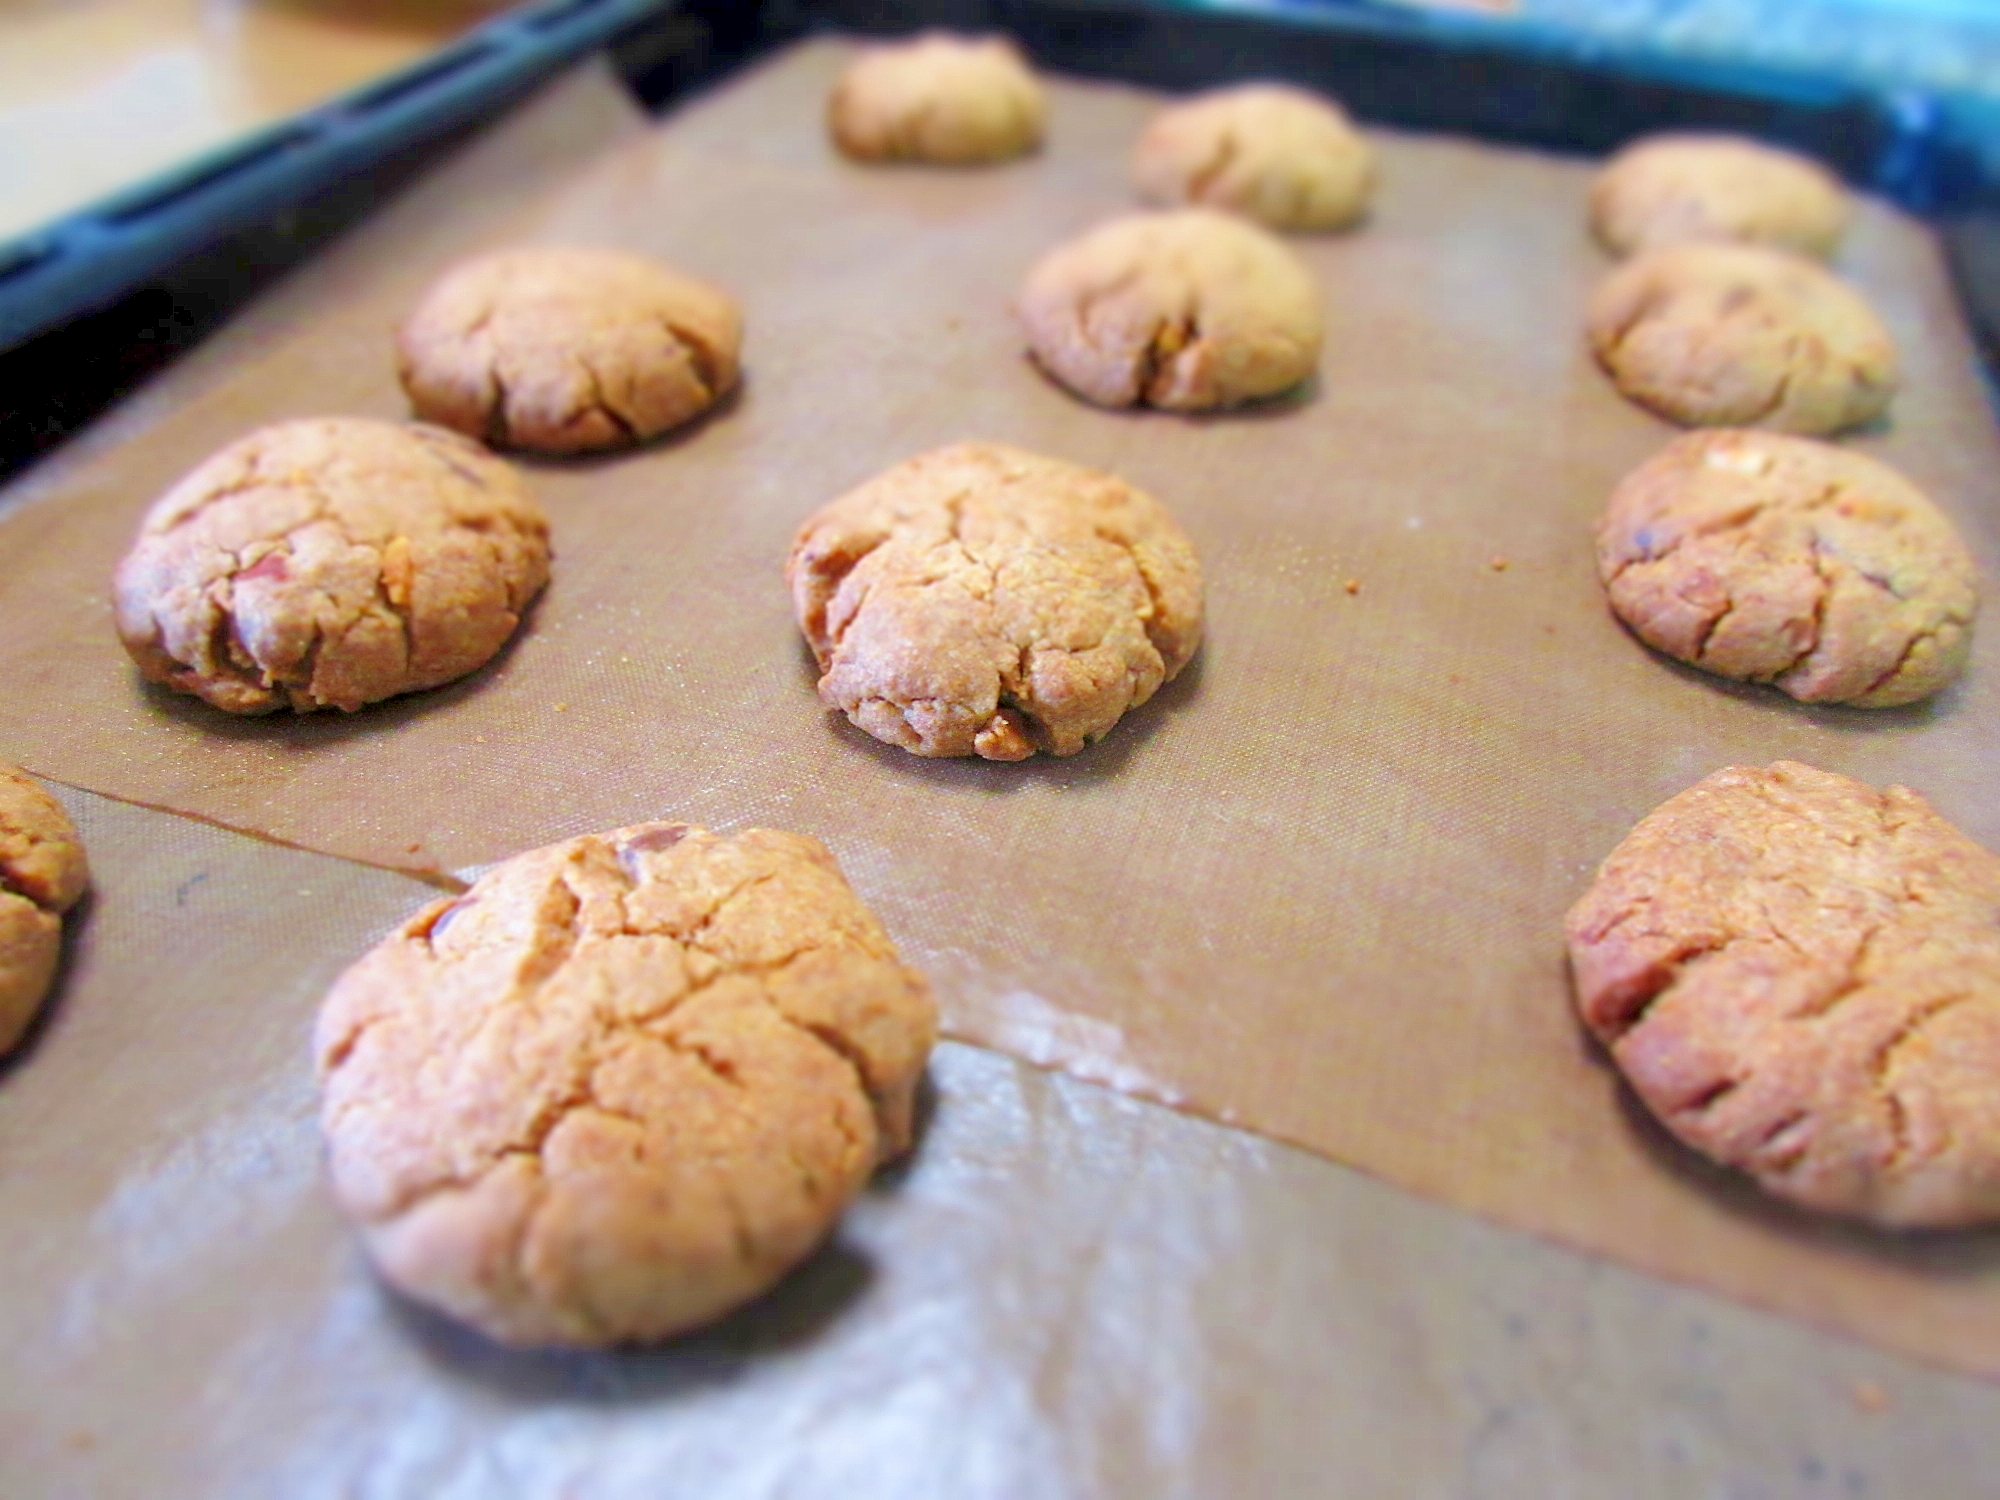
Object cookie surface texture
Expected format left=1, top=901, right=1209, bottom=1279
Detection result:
left=0, top=766, right=88, bottom=1057
left=1567, top=762, right=2000, bottom=1228
left=1598, top=431, right=1977, bottom=707
left=113, top=417, right=550, bottom=715
left=1019, top=209, right=1322, bottom=410
left=828, top=32, right=1044, bottom=164
left=1587, top=243, right=1896, bottom=435
left=1590, top=134, right=1849, bottom=259
left=398, top=247, right=742, bottom=455
left=1132, top=83, right=1375, bottom=232
left=315, top=821, right=937, bottom=1347
left=787, top=442, right=1204, bottom=760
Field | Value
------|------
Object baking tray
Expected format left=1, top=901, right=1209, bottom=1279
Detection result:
left=4, top=19, right=2000, bottom=1377
left=9, top=10, right=2000, bottom=1493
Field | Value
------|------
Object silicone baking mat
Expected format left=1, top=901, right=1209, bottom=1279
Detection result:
left=2, top=40, right=1997, bottom=1373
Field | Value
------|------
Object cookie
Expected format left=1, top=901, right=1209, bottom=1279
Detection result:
left=1567, top=762, right=2000, bottom=1228
left=1018, top=209, right=1322, bottom=410
left=1590, top=134, right=1848, bottom=259
left=113, top=418, right=549, bottom=715
left=315, top=821, right=936, bottom=1347
left=398, top=247, right=741, bottom=455
left=828, top=33, right=1044, bottom=165
left=1587, top=243, right=1897, bottom=435
left=0, top=766, right=88, bottom=1057
left=1598, top=431, right=1977, bottom=707
left=1132, top=83, right=1375, bottom=232
left=786, top=442, right=1203, bottom=760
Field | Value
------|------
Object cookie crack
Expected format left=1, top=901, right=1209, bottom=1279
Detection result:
left=0, top=833, right=72, bottom=914
left=410, top=429, right=492, bottom=492
left=655, top=313, right=720, bottom=401
left=1093, top=526, right=1176, bottom=674
left=1690, top=593, right=1738, bottom=664
left=1188, top=128, right=1241, bottom=201
left=577, top=358, right=641, bottom=446
left=1871, top=991, right=1975, bottom=1167
left=1600, top=284, right=1677, bottom=358
left=485, top=364, right=516, bottom=448
left=1853, top=622, right=1939, bottom=703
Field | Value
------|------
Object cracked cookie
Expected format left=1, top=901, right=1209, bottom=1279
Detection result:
left=113, top=417, right=550, bottom=714
left=1018, top=209, right=1322, bottom=410
left=1591, top=134, right=1849, bottom=259
left=315, top=821, right=936, bottom=1347
left=0, top=765, right=87, bottom=1057
left=786, top=442, right=1203, bottom=760
left=397, top=247, right=742, bottom=455
left=1132, top=83, right=1375, bottom=233
left=1598, top=431, right=1977, bottom=707
left=828, top=32, right=1044, bottom=165
left=1587, top=243, right=1897, bottom=435
left=1567, top=761, right=2000, bottom=1228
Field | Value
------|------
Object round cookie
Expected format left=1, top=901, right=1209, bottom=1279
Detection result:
left=828, top=32, right=1044, bottom=165
left=1590, top=134, right=1849, bottom=260
left=787, top=442, right=1203, bottom=760
left=1598, top=431, right=1977, bottom=708
left=1567, top=761, right=2000, bottom=1229
left=1132, top=83, right=1375, bottom=233
left=1018, top=209, right=1322, bottom=410
left=398, top=247, right=741, bottom=455
left=315, top=821, right=936, bottom=1347
left=113, top=417, right=549, bottom=715
left=1587, top=243, right=1897, bottom=435
left=0, top=765, right=88, bottom=1057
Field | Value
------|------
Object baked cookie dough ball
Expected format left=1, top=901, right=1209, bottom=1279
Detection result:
left=1591, top=134, right=1849, bottom=260
left=316, top=821, right=936, bottom=1347
left=1587, top=243, right=1896, bottom=435
left=1598, top=431, right=1976, bottom=707
left=398, top=247, right=741, bottom=455
left=1019, top=209, right=1322, bottom=410
left=0, top=766, right=88, bottom=1058
left=829, top=33, right=1044, bottom=165
left=1132, top=83, right=1375, bottom=232
left=113, top=418, right=549, bottom=715
left=787, top=442, right=1203, bottom=760
left=1567, top=762, right=2000, bottom=1228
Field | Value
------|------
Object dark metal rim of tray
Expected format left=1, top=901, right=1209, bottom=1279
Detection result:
left=5, top=0, right=2000, bottom=369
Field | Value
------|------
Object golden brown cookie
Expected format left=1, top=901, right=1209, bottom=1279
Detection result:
left=1132, top=83, right=1375, bottom=232
left=1567, top=762, right=2000, bottom=1228
left=787, top=442, right=1203, bottom=760
left=0, top=765, right=87, bottom=1057
left=398, top=247, right=741, bottom=456
left=1587, top=243, right=1897, bottom=435
left=828, top=32, right=1044, bottom=164
left=1018, top=209, right=1322, bottom=410
left=315, top=821, right=936, bottom=1347
left=113, top=418, right=549, bottom=715
left=1598, top=431, right=1977, bottom=707
left=1590, top=134, right=1849, bottom=259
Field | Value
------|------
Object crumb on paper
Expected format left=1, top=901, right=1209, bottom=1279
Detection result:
left=1344, top=578, right=1361, bottom=595
left=406, top=842, right=422, bottom=854
left=1489, top=555, right=1509, bottom=571
left=1851, top=1380, right=1890, bottom=1413
left=554, top=702, right=569, bottom=713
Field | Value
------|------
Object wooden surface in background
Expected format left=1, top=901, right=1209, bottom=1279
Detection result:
left=0, top=0, right=516, bottom=242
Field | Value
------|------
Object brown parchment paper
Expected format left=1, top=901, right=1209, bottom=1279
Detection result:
left=4, top=40, right=2000, bottom=1374
left=17, top=789, right=2000, bottom=1499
